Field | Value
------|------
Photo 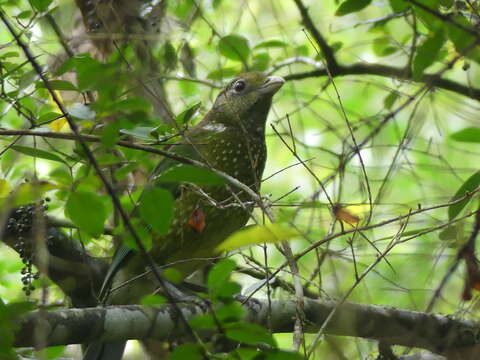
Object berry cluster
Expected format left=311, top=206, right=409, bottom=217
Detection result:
left=6, top=200, right=49, bottom=296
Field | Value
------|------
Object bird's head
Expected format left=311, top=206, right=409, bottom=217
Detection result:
left=210, top=72, right=284, bottom=134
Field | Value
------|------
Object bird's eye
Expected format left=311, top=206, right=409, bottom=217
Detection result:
left=233, top=80, right=246, bottom=93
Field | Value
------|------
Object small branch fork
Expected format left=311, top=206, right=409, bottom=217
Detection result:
left=287, top=0, right=480, bottom=102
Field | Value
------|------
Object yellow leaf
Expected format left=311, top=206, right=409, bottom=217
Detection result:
left=49, top=118, right=68, bottom=132
left=216, top=223, right=299, bottom=252
left=0, top=179, right=11, bottom=198
left=47, top=90, right=68, bottom=132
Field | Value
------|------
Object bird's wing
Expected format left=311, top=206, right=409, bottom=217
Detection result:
left=148, top=135, right=206, bottom=197
left=98, top=125, right=218, bottom=302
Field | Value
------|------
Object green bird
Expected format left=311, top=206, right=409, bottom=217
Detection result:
left=84, top=72, right=284, bottom=360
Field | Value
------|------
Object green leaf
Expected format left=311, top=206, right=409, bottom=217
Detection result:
left=140, top=294, right=166, bottom=305
left=65, top=191, right=108, bottom=237
left=123, top=218, right=152, bottom=251
left=115, top=97, right=151, bottom=112
left=30, top=0, right=53, bottom=12
left=72, top=54, right=118, bottom=91
left=36, top=346, right=66, bottom=360
left=295, top=44, right=310, bottom=56
left=207, top=67, right=240, bottom=80
left=114, top=162, right=138, bottom=181
left=37, top=112, right=62, bottom=124
left=139, top=187, right=174, bottom=234
left=0, top=51, right=19, bottom=59
left=180, top=41, right=196, bottom=77
left=35, top=80, right=77, bottom=91
left=12, top=182, right=59, bottom=206
left=216, top=281, right=241, bottom=299
left=162, top=41, right=177, bottom=71
left=206, top=259, right=241, bottom=299
left=216, top=223, right=299, bottom=252
left=439, top=224, right=460, bottom=241
left=120, top=127, right=157, bottom=141
left=439, top=0, right=454, bottom=5
left=218, top=34, right=250, bottom=63
left=225, top=322, right=276, bottom=347
left=372, top=37, right=398, bottom=57
left=0, top=300, right=34, bottom=360
left=336, top=0, right=372, bottom=16
left=251, top=53, right=270, bottom=72
left=54, top=57, right=76, bottom=76
left=156, top=165, right=226, bottom=186
left=11, top=145, right=66, bottom=164
left=16, top=11, right=32, bottom=20
left=216, top=301, right=244, bottom=323
left=176, top=102, right=201, bottom=125
left=171, top=0, right=194, bottom=19
left=413, top=30, right=445, bottom=80
left=254, top=39, right=288, bottom=49
left=450, top=127, right=480, bottom=143
left=389, top=0, right=409, bottom=12
left=384, top=92, right=399, bottom=110
left=264, top=350, right=304, bottom=360
left=446, top=15, right=480, bottom=63
left=170, top=343, right=203, bottom=360
left=207, top=259, right=236, bottom=292
left=234, top=348, right=259, bottom=359
left=101, top=123, right=120, bottom=149
left=448, top=171, right=480, bottom=220
left=163, top=268, right=183, bottom=284
left=189, top=313, right=217, bottom=329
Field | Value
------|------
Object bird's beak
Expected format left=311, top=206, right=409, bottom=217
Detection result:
left=259, top=76, right=285, bottom=95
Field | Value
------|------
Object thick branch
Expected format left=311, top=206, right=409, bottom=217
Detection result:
left=285, top=63, right=480, bottom=101
left=13, top=298, right=480, bottom=359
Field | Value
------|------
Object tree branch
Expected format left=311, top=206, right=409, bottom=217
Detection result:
left=286, top=0, right=480, bottom=102
left=0, top=129, right=266, bottom=208
left=13, top=298, right=480, bottom=358
left=293, top=0, right=338, bottom=71
left=285, top=63, right=480, bottom=102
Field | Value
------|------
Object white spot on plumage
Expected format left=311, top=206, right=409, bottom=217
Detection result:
left=203, top=123, right=227, bottom=132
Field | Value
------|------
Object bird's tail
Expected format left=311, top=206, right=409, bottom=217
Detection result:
left=83, top=341, right=126, bottom=360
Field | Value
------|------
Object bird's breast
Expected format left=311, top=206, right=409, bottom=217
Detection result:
left=203, top=130, right=266, bottom=192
